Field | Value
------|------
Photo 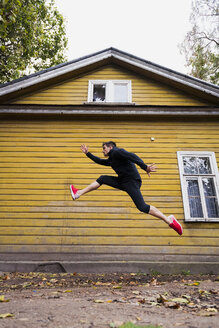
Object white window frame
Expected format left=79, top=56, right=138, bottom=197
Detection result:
left=177, top=151, right=219, bottom=222
left=88, top=80, right=132, bottom=103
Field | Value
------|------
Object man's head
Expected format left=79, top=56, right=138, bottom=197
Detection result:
left=102, top=141, right=116, bottom=156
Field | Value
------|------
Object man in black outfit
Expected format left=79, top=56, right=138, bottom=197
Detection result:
left=70, top=141, right=183, bottom=235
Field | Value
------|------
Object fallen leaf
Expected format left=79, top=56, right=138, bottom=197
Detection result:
left=164, top=302, right=180, bottom=309
left=0, top=313, right=13, bottom=319
left=175, top=323, right=185, bottom=326
left=182, top=294, right=191, bottom=301
left=157, top=294, right=168, bottom=303
left=95, top=282, right=111, bottom=286
left=64, top=290, right=72, bottom=293
left=186, top=281, right=200, bottom=286
left=187, top=302, right=197, bottom=308
left=129, top=281, right=136, bottom=286
left=22, top=282, right=32, bottom=288
left=199, top=289, right=210, bottom=295
left=138, top=298, right=146, bottom=304
left=132, top=290, right=140, bottom=295
left=170, top=298, right=189, bottom=304
left=206, top=308, right=218, bottom=313
left=150, top=278, right=157, bottom=285
left=197, top=310, right=216, bottom=317
left=94, top=299, right=105, bottom=303
left=112, top=285, right=122, bottom=289
left=0, top=295, right=10, bottom=303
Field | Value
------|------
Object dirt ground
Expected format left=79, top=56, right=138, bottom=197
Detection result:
left=0, top=272, right=218, bottom=328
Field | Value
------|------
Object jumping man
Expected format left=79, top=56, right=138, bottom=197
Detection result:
left=70, top=141, right=183, bottom=235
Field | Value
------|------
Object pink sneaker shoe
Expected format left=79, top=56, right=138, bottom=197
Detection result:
left=70, top=185, right=79, bottom=200
left=168, top=215, right=183, bottom=235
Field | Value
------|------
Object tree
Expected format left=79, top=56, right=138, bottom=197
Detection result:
left=180, top=0, right=219, bottom=85
left=0, top=0, right=68, bottom=83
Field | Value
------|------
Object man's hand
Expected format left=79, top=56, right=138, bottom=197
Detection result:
left=146, top=163, right=157, bottom=177
left=80, top=144, right=89, bottom=154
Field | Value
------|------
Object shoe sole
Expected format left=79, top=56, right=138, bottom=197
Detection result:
left=70, top=185, right=76, bottom=200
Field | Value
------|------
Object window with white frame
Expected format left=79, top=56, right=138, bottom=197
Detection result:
left=177, top=151, right=219, bottom=222
left=88, top=80, right=132, bottom=103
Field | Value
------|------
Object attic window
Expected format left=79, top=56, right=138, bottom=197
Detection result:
left=88, top=80, right=132, bottom=103
left=93, top=84, right=106, bottom=102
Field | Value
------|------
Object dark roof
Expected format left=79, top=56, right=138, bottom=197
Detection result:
left=0, top=47, right=219, bottom=104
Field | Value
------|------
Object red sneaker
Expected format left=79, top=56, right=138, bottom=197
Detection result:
left=168, top=215, right=183, bottom=235
left=70, top=185, right=79, bottom=200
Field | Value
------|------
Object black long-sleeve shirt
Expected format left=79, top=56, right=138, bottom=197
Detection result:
left=86, top=147, right=147, bottom=182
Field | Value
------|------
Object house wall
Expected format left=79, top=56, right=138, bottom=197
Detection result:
left=12, top=65, right=210, bottom=106
left=0, top=115, right=218, bottom=272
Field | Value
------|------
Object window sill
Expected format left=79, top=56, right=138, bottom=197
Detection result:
left=83, top=102, right=136, bottom=106
left=185, top=218, right=219, bottom=222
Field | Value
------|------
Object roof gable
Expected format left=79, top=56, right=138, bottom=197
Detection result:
left=0, top=47, right=219, bottom=105
left=11, top=65, right=210, bottom=106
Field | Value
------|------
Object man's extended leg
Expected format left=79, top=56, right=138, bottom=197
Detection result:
left=70, top=181, right=100, bottom=200
left=70, top=175, right=121, bottom=200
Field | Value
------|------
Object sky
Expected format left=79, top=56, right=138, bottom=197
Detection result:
left=54, top=0, right=193, bottom=74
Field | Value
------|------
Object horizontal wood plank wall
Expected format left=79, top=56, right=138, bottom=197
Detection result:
left=12, top=66, right=210, bottom=106
left=0, top=116, right=218, bottom=262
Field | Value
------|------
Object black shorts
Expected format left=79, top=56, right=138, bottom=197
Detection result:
left=96, top=175, right=150, bottom=214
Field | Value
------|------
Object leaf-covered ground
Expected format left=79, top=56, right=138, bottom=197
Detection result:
left=0, top=272, right=218, bottom=328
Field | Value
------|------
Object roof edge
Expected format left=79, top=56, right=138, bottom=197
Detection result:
left=0, top=47, right=218, bottom=101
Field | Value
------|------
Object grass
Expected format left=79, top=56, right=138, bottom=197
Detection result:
left=112, top=323, right=162, bottom=328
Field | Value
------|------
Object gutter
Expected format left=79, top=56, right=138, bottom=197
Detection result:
left=0, top=105, right=218, bottom=116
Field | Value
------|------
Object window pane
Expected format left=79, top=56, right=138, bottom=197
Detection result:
left=186, top=179, right=203, bottom=217
left=93, top=84, right=106, bottom=102
left=202, top=178, right=219, bottom=218
left=198, top=157, right=212, bottom=174
left=114, top=84, right=128, bottom=102
left=183, top=157, right=198, bottom=174
left=202, top=178, right=216, bottom=197
left=187, top=179, right=200, bottom=196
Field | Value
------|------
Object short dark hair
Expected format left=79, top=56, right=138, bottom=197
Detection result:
left=102, top=141, right=116, bottom=148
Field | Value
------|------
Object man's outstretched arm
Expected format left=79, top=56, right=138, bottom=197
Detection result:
left=80, top=144, right=111, bottom=166
left=115, top=148, right=157, bottom=177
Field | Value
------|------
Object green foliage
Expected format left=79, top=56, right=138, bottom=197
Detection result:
left=116, top=323, right=162, bottom=328
left=110, top=323, right=161, bottom=328
left=181, top=269, right=191, bottom=276
left=0, top=0, right=68, bottom=83
left=180, top=0, right=219, bottom=85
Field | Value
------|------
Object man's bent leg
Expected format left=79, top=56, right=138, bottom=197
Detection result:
left=124, top=181, right=183, bottom=235
left=149, top=205, right=170, bottom=224
left=149, top=206, right=183, bottom=235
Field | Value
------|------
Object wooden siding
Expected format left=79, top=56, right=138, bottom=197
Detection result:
left=0, top=116, right=219, bottom=261
left=12, top=66, right=210, bottom=106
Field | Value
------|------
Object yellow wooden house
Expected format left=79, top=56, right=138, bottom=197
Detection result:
left=0, top=48, right=219, bottom=273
